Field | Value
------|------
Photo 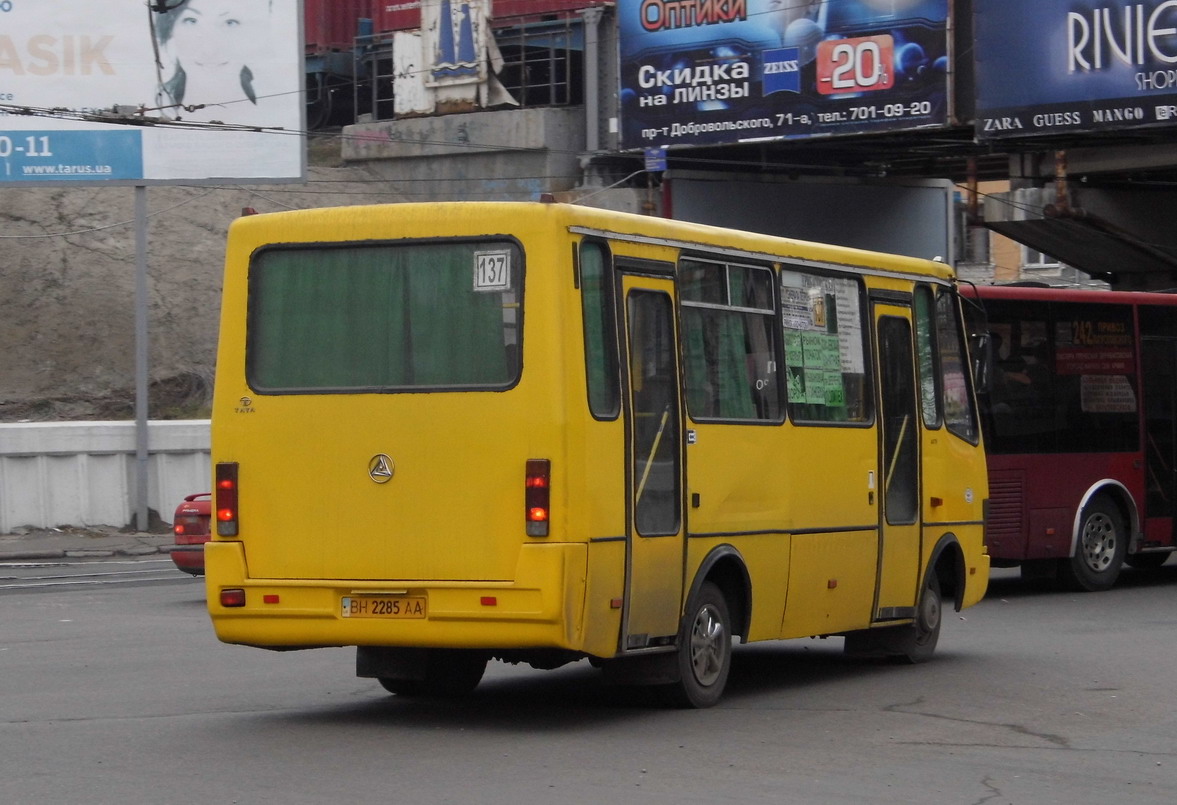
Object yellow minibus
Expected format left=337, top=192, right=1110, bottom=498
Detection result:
left=205, top=200, right=989, bottom=707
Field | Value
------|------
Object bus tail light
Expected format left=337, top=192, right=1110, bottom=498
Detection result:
left=215, top=462, right=240, bottom=537
left=220, top=588, right=246, bottom=607
left=525, top=459, right=550, bottom=537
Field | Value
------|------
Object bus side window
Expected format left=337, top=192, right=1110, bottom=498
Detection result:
left=914, top=286, right=942, bottom=429
left=781, top=268, right=869, bottom=425
left=679, top=258, right=781, bottom=422
left=935, top=291, right=979, bottom=444
left=580, top=241, right=620, bottom=419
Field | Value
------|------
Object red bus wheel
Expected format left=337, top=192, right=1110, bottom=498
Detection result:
left=1060, top=496, right=1126, bottom=592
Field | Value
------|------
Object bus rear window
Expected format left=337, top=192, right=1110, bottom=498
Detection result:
left=247, top=241, right=522, bottom=392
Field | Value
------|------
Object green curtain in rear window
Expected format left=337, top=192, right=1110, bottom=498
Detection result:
left=249, top=242, right=517, bottom=391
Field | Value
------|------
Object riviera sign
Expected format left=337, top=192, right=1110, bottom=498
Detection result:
left=976, top=0, right=1177, bottom=139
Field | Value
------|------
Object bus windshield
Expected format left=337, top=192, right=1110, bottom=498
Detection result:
left=973, top=298, right=1138, bottom=454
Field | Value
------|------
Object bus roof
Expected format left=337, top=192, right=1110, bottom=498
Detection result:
left=230, top=200, right=955, bottom=282
left=964, top=283, right=1177, bottom=306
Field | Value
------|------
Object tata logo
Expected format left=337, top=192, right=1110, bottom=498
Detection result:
left=234, top=396, right=256, bottom=414
left=368, top=454, right=395, bottom=484
left=763, top=47, right=801, bottom=95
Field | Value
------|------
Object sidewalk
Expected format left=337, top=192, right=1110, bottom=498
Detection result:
left=0, top=526, right=174, bottom=561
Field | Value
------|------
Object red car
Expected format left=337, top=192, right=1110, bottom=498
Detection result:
left=171, top=493, right=211, bottom=575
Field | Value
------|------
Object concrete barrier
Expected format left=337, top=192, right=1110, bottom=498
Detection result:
left=0, top=420, right=210, bottom=532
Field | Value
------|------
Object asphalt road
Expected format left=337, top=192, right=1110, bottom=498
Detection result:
left=1, top=561, right=1176, bottom=804
left=0, top=556, right=182, bottom=591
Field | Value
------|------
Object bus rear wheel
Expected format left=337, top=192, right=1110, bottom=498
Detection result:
left=665, top=582, right=732, bottom=709
left=377, top=649, right=488, bottom=697
left=1059, top=496, right=1125, bottom=592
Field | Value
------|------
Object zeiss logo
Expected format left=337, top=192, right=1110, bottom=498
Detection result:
left=763, top=47, right=802, bottom=95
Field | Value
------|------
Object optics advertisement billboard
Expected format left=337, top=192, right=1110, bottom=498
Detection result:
left=618, top=0, right=951, bottom=150
left=0, top=0, right=304, bottom=184
left=975, top=0, right=1177, bottom=140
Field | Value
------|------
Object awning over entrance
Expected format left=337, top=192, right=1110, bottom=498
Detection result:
left=983, top=185, right=1177, bottom=291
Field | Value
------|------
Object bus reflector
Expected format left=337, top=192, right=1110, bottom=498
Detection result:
left=525, top=459, right=550, bottom=537
left=215, top=462, right=240, bottom=537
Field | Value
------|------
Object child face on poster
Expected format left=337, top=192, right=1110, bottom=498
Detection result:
left=155, top=0, right=274, bottom=112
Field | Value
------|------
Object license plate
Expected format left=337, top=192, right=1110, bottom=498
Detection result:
left=340, top=596, right=426, bottom=619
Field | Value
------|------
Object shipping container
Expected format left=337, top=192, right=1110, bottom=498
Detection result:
left=306, top=0, right=377, bottom=129
left=374, top=0, right=612, bottom=33
left=308, top=1, right=613, bottom=129
left=306, top=0, right=376, bottom=54
left=376, top=0, right=420, bottom=32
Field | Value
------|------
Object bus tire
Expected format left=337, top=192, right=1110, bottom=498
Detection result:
left=377, top=677, right=426, bottom=696
left=666, top=582, right=732, bottom=709
left=1059, top=496, right=1126, bottom=592
left=899, top=572, right=942, bottom=664
left=844, top=573, right=941, bottom=664
left=377, top=649, right=487, bottom=697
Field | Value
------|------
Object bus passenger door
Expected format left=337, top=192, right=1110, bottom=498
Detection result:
left=873, top=303, right=922, bottom=619
left=1142, top=338, right=1177, bottom=543
left=620, top=275, right=686, bottom=648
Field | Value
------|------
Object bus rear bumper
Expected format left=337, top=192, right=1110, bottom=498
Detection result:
left=204, top=540, right=593, bottom=653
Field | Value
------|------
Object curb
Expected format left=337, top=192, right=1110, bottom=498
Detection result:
left=0, top=549, right=68, bottom=561
left=1, top=546, right=171, bottom=562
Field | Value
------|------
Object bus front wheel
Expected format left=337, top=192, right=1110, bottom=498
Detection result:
left=1059, top=496, right=1126, bottom=592
left=666, top=582, right=732, bottom=708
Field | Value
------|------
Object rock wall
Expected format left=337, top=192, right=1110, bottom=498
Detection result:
left=0, top=141, right=397, bottom=421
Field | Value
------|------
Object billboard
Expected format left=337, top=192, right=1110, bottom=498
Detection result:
left=0, top=0, right=304, bottom=184
left=618, top=0, right=951, bottom=150
left=975, top=0, right=1177, bottom=140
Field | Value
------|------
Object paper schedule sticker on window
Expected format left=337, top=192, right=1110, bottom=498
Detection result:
left=474, top=250, right=512, bottom=292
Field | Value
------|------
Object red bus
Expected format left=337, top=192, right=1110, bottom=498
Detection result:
left=964, top=284, right=1177, bottom=590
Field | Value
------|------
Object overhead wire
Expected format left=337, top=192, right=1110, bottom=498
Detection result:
left=2, top=4, right=1156, bottom=264
left=0, top=2, right=857, bottom=158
